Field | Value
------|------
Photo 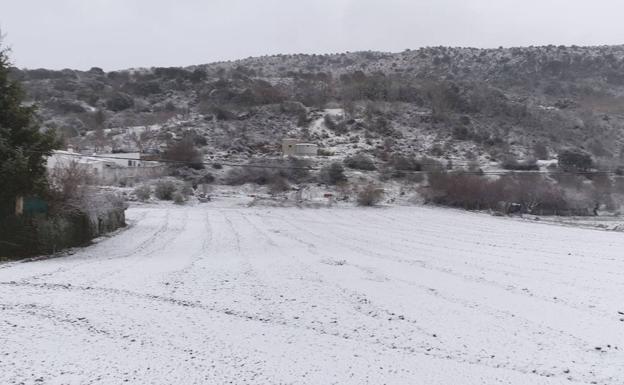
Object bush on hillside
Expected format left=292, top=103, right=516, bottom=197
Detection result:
left=357, top=184, right=384, bottom=206
left=224, top=157, right=312, bottom=186
left=172, top=192, right=186, bottom=205
left=344, top=153, right=376, bottom=171
left=154, top=180, right=177, bottom=200
left=163, top=137, right=204, bottom=170
left=423, top=172, right=584, bottom=215
left=106, top=92, right=134, bottom=112
left=558, top=149, right=593, bottom=172
left=133, top=184, right=151, bottom=201
left=319, top=162, right=347, bottom=185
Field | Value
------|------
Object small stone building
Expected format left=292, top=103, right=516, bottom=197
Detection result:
left=282, top=139, right=318, bottom=156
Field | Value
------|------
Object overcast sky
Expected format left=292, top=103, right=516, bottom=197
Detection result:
left=1, top=0, right=623, bottom=71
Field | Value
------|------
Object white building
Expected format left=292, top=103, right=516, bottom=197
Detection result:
left=97, top=152, right=143, bottom=167
left=47, top=150, right=114, bottom=176
left=282, top=139, right=318, bottom=156
left=47, top=150, right=164, bottom=185
left=293, top=143, right=318, bottom=156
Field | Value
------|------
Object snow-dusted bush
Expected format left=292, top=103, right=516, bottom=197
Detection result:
left=533, top=143, right=549, bottom=160
left=344, top=153, right=376, bottom=171
left=172, top=192, right=185, bottom=205
left=154, top=180, right=177, bottom=200
left=357, top=184, right=384, bottom=206
left=319, top=162, right=347, bottom=185
left=163, top=137, right=204, bottom=170
left=224, top=157, right=311, bottom=186
left=423, top=172, right=598, bottom=215
left=558, top=149, right=593, bottom=172
left=133, top=184, right=151, bottom=201
left=105, top=92, right=134, bottom=112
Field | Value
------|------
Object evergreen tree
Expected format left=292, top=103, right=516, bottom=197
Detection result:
left=0, top=39, right=58, bottom=216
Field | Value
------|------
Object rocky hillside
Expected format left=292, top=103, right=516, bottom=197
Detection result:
left=10, top=45, right=624, bottom=166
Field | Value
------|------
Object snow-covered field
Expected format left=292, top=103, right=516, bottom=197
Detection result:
left=1, top=202, right=624, bottom=384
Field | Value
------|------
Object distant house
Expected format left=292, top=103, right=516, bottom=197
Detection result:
left=282, top=139, right=318, bottom=156
left=47, top=150, right=115, bottom=176
left=97, top=152, right=143, bottom=167
left=47, top=150, right=164, bottom=184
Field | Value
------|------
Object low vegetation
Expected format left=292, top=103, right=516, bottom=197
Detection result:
left=224, top=157, right=312, bottom=186
left=423, top=171, right=611, bottom=215
left=357, top=184, right=384, bottom=206
left=320, top=162, right=347, bottom=185
left=344, top=153, right=376, bottom=171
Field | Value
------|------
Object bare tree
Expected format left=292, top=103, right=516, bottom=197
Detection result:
left=47, top=160, right=95, bottom=213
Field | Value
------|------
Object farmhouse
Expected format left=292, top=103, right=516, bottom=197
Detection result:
left=47, top=150, right=164, bottom=184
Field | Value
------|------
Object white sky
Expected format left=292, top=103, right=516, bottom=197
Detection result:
left=1, top=0, right=623, bottom=70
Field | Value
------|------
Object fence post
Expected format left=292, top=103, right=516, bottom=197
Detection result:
left=15, top=196, right=24, bottom=216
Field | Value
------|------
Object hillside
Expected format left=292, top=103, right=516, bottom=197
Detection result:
left=11, top=45, right=624, bottom=165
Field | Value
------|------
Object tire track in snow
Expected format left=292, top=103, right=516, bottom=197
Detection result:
left=263, top=209, right=611, bottom=384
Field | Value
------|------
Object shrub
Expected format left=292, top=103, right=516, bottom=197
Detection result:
left=344, top=153, right=376, bottom=171
left=452, top=126, right=471, bottom=140
left=169, top=167, right=214, bottom=187
left=269, top=177, right=290, bottom=194
left=558, top=149, right=593, bottom=172
left=357, top=184, right=384, bottom=206
left=533, top=143, right=549, bottom=160
left=172, top=192, right=185, bottom=205
left=106, top=92, right=134, bottom=112
left=389, top=154, right=421, bottom=171
left=133, top=184, right=151, bottom=201
left=320, top=162, right=347, bottom=185
left=163, top=137, right=204, bottom=169
left=154, top=180, right=177, bottom=200
left=223, top=157, right=312, bottom=186
left=424, top=172, right=575, bottom=214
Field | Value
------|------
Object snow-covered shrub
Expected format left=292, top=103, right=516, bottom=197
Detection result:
left=344, top=153, right=376, bottom=171
left=163, top=137, right=204, bottom=170
left=533, top=143, right=549, bottom=160
left=319, top=162, right=347, bottom=185
left=269, top=176, right=290, bottom=194
left=105, top=92, right=134, bottom=112
left=169, top=167, right=214, bottom=186
left=423, top=172, right=589, bottom=215
left=154, top=180, right=177, bottom=200
left=224, top=157, right=311, bottom=186
left=357, top=184, right=384, bottom=206
left=557, top=149, right=593, bottom=172
left=133, top=184, right=151, bottom=201
left=172, top=192, right=185, bottom=205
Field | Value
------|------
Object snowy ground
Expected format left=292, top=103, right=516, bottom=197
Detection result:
left=1, top=202, right=624, bottom=385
